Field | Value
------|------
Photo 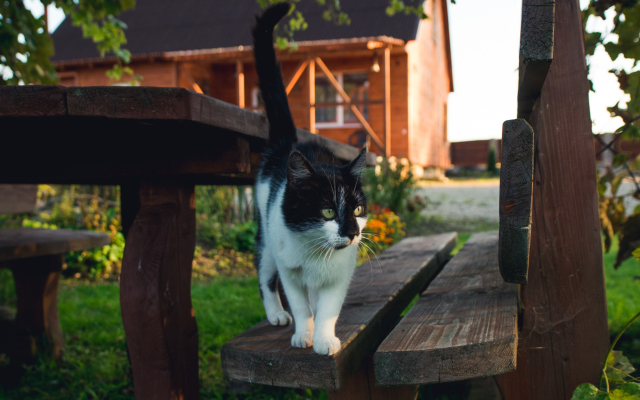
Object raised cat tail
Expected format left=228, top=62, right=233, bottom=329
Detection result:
left=253, top=2, right=297, bottom=146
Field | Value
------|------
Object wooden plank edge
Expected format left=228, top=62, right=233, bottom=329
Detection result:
left=499, top=119, right=534, bottom=284
left=374, top=333, right=517, bottom=386
left=220, top=232, right=458, bottom=390
left=517, top=1, right=555, bottom=121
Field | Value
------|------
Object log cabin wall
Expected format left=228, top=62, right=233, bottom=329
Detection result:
left=59, top=61, right=179, bottom=87
left=406, top=0, right=452, bottom=169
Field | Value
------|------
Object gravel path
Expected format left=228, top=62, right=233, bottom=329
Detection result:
left=416, top=180, right=500, bottom=222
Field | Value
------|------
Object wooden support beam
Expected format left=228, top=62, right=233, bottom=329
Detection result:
left=179, top=65, right=204, bottom=94
left=383, top=47, right=391, bottom=158
left=499, top=119, right=534, bottom=284
left=236, top=60, right=245, bottom=109
left=496, top=0, right=610, bottom=398
left=308, top=58, right=315, bottom=133
left=517, top=0, right=554, bottom=121
left=315, top=57, right=385, bottom=150
left=286, top=59, right=309, bottom=95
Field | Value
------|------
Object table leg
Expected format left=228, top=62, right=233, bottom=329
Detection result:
left=8, top=254, right=64, bottom=361
left=120, top=183, right=199, bottom=400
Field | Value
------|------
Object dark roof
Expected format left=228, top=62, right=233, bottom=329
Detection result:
left=51, top=0, right=421, bottom=62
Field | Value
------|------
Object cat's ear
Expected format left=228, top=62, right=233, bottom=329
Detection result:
left=345, top=148, right=367, bottom=178
left=288, top=150, right=315, bottom=183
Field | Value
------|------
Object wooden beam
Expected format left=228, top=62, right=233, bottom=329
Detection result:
left=286, top=59, right=309, bottom=94
left=315, top=57, right=385, bottom=150
left=179, top=65, right=204, bottom=94
left=308, top=58, right=315, bottom=133
left=236, top=60, right=245, bottom=109
left=499, top=119, right=534, bottom=284
left=383, top=46, right=391, bottom=158
left=374, top=231, right=518, bottom=386
left=496, top=0, right=610, bottom=398
left=517, top=0, right=554, bottom=121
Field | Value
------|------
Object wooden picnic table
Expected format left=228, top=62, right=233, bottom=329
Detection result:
left=0, top=85, right=374, bottom=400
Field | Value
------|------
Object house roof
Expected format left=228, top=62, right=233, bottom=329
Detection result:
left=50, top=0, right=422, bottom=63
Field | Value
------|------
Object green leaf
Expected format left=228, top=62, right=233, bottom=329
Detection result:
left=609, top=382, right=640, bottom=399
left=571, top=383, right=608, bottom=400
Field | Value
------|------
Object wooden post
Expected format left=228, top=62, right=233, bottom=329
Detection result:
left=236, top=60, right=245, bottom=109
left=120, top=183, right=199, bottom=400
left=495, top=0, right=610, bottom=398
left=8, top=255, right=64, bottom=361
left=308, top=58, right=316, bottom=133
left=383, top=46, right=391, bottom=158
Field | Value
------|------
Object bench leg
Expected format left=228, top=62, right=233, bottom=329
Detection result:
left=7, top=254, right=64, bottom=361
left=325, top=355, right=418, bottom=400
left=120, top=183, right=199, bottom=400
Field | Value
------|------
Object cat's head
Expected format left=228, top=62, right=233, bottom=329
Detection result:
left=283, top=148, right=368, bottom=251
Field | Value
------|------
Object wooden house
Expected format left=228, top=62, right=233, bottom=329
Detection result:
left=51, top=0, right=453, bottom=173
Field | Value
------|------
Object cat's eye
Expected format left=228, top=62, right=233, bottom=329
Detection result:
left=354, top=206, right=364, bottom=216
left=322, top=208, right=336, bottom=219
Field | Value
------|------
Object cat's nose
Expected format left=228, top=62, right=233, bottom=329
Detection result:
left=347, top=234, right=356, bottom=241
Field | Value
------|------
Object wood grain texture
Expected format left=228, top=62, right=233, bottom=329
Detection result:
left=0, top=184, right=38, bottom=214
left=221, top=233, right=458, bottom=390
left=518, top=0, right=555, bottom=121
left=0, top=85, right=67, bottom=117
left=1, top=255, right=65, bottom=361
left=495, top=1, right=610, bottom=399
left=0, top=228, right=110, bottom=262
left=499, top=119, right=534, bottom=284
left=119, top=183, right=199, bottom=400
left=0, top=86, right=374, bottom=185
left=374, top=231, right=518, bottom=386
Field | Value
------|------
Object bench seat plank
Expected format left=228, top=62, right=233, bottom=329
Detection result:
left=374, top=231, right=518, bottom=386
left=221, top=232, right=458, bottom=390
left=0, top=228, right=111, bottom=262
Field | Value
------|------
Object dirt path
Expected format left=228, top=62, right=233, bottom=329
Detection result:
left=416, top=179, right=500, bottom=222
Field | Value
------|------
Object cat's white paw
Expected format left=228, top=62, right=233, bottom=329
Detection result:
left=313, top=336, right=341, bottom=356
left=268, top=310, right=292, bottom=326
left=291, top=330, right=314, bottom=348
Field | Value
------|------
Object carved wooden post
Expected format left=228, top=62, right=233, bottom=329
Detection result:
left=496, top=0, right=610, bottom=398
left=120, top=183, right=199, bottom=400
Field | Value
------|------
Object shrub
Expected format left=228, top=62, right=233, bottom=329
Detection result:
left=359, top=205, right=406, bottom=260
left=362, top=156, right=417, bottom=215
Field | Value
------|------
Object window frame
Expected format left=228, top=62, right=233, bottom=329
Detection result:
left=315, top=71, right=368, bottom=129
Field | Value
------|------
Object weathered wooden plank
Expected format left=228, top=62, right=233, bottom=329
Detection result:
left=517, top=0, right=554, bottom=121
left=496, top=1, right=610, bottom=398
left=221, top=233, right=458, bottom=390
left=119, top=183, right=199, bottom=400
left=499, top=119, right=534, bottom=284
left=0, top=228, right=110, bottom=262
left=0, top=184, right=38, bottom=214
left=0, top=85, right=67, bottom=117
left=374, top=231, right=518, bottom=386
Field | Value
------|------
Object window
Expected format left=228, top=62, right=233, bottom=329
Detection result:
left=315, top=72, right=369, bottom=127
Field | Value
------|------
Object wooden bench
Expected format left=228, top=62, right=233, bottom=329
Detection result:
left=0, top=185, right=110, bottom=362
left=221, top=231, right=518, bottom=398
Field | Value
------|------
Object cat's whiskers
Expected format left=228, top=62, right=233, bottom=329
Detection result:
left=360, top=238, right=384, bottom=277
left=292, top=238, right=327, bottom=266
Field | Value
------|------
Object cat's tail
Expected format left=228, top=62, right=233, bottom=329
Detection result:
left=252, top=2, right=297, bottom=146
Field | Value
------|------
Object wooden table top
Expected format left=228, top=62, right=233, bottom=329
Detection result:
left=0, top=85, right=374, bottom=185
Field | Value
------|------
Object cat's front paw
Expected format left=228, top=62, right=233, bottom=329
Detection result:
left=268, top=310, right=292, bottom=326
left=313, top=336, right=341, bottom=356
left=291, top=330, right=314, bottom=348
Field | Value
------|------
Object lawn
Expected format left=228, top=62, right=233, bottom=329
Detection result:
left=0, top=233, right=638, bottom=399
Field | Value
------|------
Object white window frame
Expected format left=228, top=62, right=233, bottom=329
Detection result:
left=315, top=72, right=367, bottom=129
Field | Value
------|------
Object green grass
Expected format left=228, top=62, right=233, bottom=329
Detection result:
left=0, top=232, right=638, bottom=399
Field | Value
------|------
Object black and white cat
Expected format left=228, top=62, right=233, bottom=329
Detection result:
left=252, top=3, right=368, bottom=356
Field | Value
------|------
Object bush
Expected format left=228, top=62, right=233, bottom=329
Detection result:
left=362, top=156, right=418, bottom=215
left=359, top=205, right=406, bottom=261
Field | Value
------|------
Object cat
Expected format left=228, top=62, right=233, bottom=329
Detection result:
left=252, top=2, right=368, bottom=356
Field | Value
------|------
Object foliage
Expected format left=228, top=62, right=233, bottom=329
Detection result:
left=571, top=310, right=640, bottom=399
left=363, top=156, right=419, bottom=215
left=487, top=146, right=497, bottom=175
left=583, top=1, right=640, bottom=268
left=359, top=204, right=405, bottom=259
left=196, top=186, right=258, bottom=252
left=0, top=0, right=138, bottom=85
